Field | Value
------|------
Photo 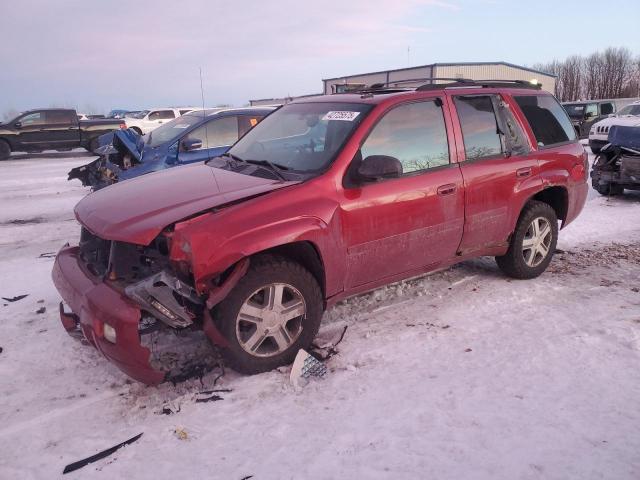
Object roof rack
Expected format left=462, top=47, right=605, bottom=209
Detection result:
left=335, top=78, right=542, bottom=95
left=417, top=79, right=542, bottom=91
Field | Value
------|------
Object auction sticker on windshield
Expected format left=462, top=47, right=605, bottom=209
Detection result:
left=322, top=111, right=360, bottom=121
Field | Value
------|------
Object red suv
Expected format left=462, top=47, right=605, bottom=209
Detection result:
left=52, top=80, right=588, bottom=384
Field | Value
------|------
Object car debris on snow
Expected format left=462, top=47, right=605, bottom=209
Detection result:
left=310, top=325, right=348, bottom=361
left=290, top=349, right=328, bottom=387
left=174, top=427, right=189, bottom=441
left=2, top=294, right=28, bottom=303
left=62, top=432, right=143, bottom=474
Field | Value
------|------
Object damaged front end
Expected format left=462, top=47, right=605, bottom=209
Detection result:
left=52, top=225, right=243, bottom=384
left=68, top=129, right=143, bottom=190
left=591, top=125, right=640, bottom=194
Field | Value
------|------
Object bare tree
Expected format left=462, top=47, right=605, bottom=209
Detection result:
left=535, top=47, right=638, bottom=101
left=561, top=55, right=582, bottom=101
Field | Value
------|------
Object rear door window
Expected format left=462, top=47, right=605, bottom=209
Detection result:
left=186, top=116, right=238, bottom=149
left=514, top=95, right=576, bottom=147
left=361, top=99, right=450, bottom=174
left=600, top=103, right=614, bottom=115
left=149, top=110, right=176, bottom=121
left=46, top=110, right=76, bottom=125
left=179, top=109, right=193, bottom=115
left=454, top=95, right=502, bottom=160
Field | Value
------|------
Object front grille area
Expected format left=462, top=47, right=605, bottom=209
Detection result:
left=596, top=125, right=611, bottom=134
left=78, top=228, right=171, bottom=281
left=79, top=228, right=111, bottom=277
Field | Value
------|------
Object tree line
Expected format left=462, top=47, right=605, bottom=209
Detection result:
left=533, top=47, right=640, bottom=102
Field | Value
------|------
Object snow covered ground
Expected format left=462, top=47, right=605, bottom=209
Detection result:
left=1, top=151, right=639, bottom=479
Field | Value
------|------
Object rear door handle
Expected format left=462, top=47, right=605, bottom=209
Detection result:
left=516, top=167, right=532, bottom=178
left=437, top=183, right=457, bottom=196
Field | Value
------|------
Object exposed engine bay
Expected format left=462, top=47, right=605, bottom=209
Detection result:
left=68, top=129, right=143, bottom=189
left=591, top=125, right=640, bottom=195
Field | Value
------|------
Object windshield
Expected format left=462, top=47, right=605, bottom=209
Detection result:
left=146, top=113, right=205, bottom=147
left=227, top=102, right=372, bottom=172
left=617, top=104, right=640, bottom=116
left=563, top=104, right=586, bottom=119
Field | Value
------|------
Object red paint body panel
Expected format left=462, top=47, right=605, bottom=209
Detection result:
left=52, top=246, right=164, bottom=384
left=53, top=86, right=588, bottom=384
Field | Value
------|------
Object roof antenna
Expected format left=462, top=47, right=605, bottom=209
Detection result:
left=199, top=67, right=221, bottom=190
left=199, top=67, right=211, bottom=163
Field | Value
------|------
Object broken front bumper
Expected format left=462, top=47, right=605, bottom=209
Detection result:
left=51, top=245, right=165, bottom=385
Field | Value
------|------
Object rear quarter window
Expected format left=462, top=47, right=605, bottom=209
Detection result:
left=514, top=95, right=576, bottom=147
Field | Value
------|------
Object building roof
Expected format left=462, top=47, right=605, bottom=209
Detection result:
left=322, top=61, right=557, bottom=82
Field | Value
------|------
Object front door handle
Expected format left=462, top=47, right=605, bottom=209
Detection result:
left=437, top=183, right=457, bottom=196
left=516, top=167, right=532, bottom=178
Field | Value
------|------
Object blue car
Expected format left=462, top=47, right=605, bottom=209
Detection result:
left=68, top=107, right=274, bottom=189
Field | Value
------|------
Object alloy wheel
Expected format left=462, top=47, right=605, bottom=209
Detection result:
left=235, top=283, right=306, bottom=357
left=521, top=216, right=552, bottom=267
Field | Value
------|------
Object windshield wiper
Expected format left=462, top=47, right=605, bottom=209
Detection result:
left=217, top=153, right=288, bottom=181
left=244, top=159, right=288, bottom=181
left=207, top=152, right=242, bottom=166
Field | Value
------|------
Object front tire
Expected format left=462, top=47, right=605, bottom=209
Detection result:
left=0, top=140, right=10, bottom=160
left=496, top=201, right=558, bottom=279
left=213, top=254, right=323, bottom=374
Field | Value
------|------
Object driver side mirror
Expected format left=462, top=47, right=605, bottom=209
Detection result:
left=181, top=138, right=202, bottom=152
left=14, top=121, right=22, bottom=128
left=356, top=155, right=403, bottom=182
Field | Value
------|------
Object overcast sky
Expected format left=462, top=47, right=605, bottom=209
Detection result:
left=1, top=0, right=638, bottom=115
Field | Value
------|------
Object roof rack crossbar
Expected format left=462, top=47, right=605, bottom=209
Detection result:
left=333, top=78, right=543, bottom=96
left=368, top=77, right=475, bottom=89
left=416, top=78, right=542, bottom=91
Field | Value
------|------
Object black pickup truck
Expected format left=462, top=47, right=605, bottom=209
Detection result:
left=0, top=109, right=125, bottom=160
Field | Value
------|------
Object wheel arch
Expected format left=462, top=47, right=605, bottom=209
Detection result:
left=530, top=185, right=569, bottom=226
left=256, top=241, right=327, bottom=300
left=183, top=215, right=338, bottom=303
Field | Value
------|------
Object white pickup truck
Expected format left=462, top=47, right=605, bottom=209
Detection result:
left=589, top=101, right=640, bottom=153
left=124, top=107, right=200, bottom=135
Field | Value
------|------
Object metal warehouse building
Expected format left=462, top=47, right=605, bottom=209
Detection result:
left=322, top=61, right=556, bottom=94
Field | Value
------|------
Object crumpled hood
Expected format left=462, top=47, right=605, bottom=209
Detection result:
left=75, top=163, right=298, bottom=245
left=95, top=129, right=144, bottom=161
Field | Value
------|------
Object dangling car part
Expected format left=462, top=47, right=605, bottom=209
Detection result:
left=591, top=125, right=640, bottom=196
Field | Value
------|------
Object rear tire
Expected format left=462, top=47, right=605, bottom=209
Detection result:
left=0, top=140, right=10, bottom=160
left=213, top=254, right=323, bottom=374
left=130, top=127, right=142, bottom=135
left=496, top=201, right=558, bottom=279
